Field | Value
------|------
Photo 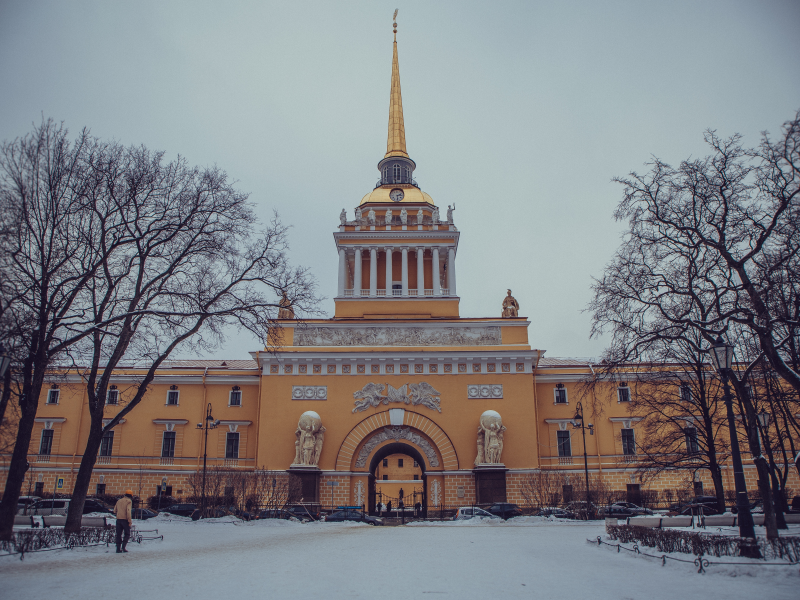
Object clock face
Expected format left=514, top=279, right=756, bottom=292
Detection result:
left=389, top=188, right=404, bottom=202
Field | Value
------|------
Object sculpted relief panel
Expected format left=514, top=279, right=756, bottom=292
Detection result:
left=352, top=382, right=441, bottom=413
left=294, top=326, right=501, bottom=347
left=355, top=427, right=439, bottom=468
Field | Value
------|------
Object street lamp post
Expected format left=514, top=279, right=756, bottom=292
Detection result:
left=571, top=401, right=594, bottom=513
left=0, top=344, right=11, bottom=379
left=196, top=403, right=219, bottom=519
left=709, top=336, right=760, bottom=557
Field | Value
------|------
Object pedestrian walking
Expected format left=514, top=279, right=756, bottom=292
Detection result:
left=114, top=490, right=133, bottom=553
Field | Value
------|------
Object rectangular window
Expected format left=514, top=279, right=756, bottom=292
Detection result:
left=554, top=386, right=567, bottom=404
left=382, top=475, right=388, bottom=481
left=413, top=475, right=419, bottom=480
left=166, top=390, right=179, bottom=405
left=99, top=430, right=114, bottom=457
left=383, top=459, right=388, bottom=467
left=47, top=389, right=59, bottom=404
left=621, top=428, right=636, bottom=455
left=618, top=386, right=631, bottom=403
left=161, top=431, right=176, bottom=458
left=96, top=483, right=106, bottom=495
left=229, top=390, right=242, bottom=407
left=685, top=427, right=699, bottom=454
left=398, top=458, right=404, bottom=468
left=106, top=389, right=119, bottom=405
left=225, top=432, right=240, bottom=459
left=557, top=430, right=571, bottom=457
left=679, top=384, right=692, bottom=403
left=157, top=485, right=173, bottom=496
left=34, top=482, right=44, bottom=495
left=39, top=429, right=54, bottom=455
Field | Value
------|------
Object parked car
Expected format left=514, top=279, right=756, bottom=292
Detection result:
left=323, top=510, right=383, bottom=525
left=452, top=507, right=501, bottom=521
left=564, top=501, right=598, bottom=519
left=599, top=502, right=653, bottom=517
left=485, top=502, right=523, bottom=520
left=533, top=507, right=577, bottom=519
left=671, top=496, right=723, bottom=516
left=16, top=496, right=42, bottom=514
left=731, top=501, right=764, bottom=515
left=220, top=506, right=255, bottom=521
left=132, top=508, right=159, bottom=520
left=790, top=496, right=800, bottom=514
left=28, top=498, right=112, bottom=516
left=286, top=505, right=321, bottom=521
left=162, top=503, right=198, bottom=517
left=258, top=509, right=301, bottom=521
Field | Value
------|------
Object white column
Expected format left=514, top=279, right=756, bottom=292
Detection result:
left=401, top=247, right=409, bottom=297
left=338, top=247, right=346, bottom=296
left=448, top=246, right=457, bottom=296
left=416, top=247, right=425, bottom=296
left=369, top=247, right=378, bottom=297
left=354, top=247, right=362, bottom=297
left=432, top=247, right=441, bottom=296
left=385, top=247, right=393, bottom=296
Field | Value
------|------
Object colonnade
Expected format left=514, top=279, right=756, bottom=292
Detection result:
left=337, top=246, right=456, bottom=297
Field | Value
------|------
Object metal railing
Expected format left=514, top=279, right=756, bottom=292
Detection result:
left=558, top=456, right=574, bottom=465
left=96, top=456, right=111, bottom=465
left=342, top=288, right=452, bottom=297
left=36, top=455, right=50, bottom=463
left=159, top=457, right=174, bottom=466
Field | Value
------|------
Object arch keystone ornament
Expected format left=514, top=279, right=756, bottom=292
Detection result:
left=336, top=410, right=458, bottom=471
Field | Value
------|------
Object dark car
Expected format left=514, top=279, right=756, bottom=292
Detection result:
left=323, top=510, right=383, bottom=525
left=83, top=499, right=113, bottom=514
left=672, top=496, right=723, bottom=516
left=286, top=505, right=320, bottom=521
left=564, top=501, right=598, bottom=519
left=163, top=503, right=198, bottom=517
left=485, top=502, right=523, bottom=520
left=533, top=507, right=577, bottom=519
left=791, top=496, right=800, bottom=514
left=259, top=509, right=301, bottom=521
left=220, top=506, right=255, bottom=521
left=132, top=508, right=158, bottom=520
left=600, top=502, right=653, bottom=517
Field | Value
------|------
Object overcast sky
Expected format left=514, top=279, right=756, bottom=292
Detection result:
left=1, top=1, right=799, bottom=361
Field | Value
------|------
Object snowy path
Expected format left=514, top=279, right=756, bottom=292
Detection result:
left=1, top=518, right=796, bottom=599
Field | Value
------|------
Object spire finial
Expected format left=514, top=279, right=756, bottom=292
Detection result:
left=385, top=9, right=408, bottom=159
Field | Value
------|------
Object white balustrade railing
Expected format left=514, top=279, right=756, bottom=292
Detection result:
left=343, top=288, right=452, bottom=297
left=408, top=289, right=418, bottom=296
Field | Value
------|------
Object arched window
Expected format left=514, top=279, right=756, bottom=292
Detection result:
left=382, top=166, right=389, bottom=183
left=404, top=166, right=410, bottom=182
left=393, top=164, right=401, bottom=182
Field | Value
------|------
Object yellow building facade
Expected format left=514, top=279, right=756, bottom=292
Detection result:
left=3, top=27, right=798, bottom=511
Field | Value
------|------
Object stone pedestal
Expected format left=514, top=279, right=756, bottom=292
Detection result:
left=288, top=465, right=321, bottom=504
left=473, top=464, right=508, bottom=504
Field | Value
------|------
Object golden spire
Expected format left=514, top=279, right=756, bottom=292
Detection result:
left=385, top=9, right=409, bottom=159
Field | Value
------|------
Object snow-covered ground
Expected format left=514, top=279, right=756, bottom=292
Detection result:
left=1, top=516, right=797, bottom=599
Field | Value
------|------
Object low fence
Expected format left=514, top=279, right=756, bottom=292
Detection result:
left=1, top=525, right=163, bottom=560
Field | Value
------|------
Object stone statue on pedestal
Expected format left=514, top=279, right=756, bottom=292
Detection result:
left=400, top=208, right=408, bottom=224
left=501, top=289, right=519, bottom=318
left=339, top=209, right=347, bottom=225
left=432, top=207, right=440, bottom=222
left=368, top=209, right=376, bottom=225
left=278, top=291, right=295, bottom=319
left=293, top=411, right=325, bottom=467
left=416, top=208, right=423, bottom=225
left=446, top=204, right=455, bottom=224
left=474, top=410, right=506, bottom=466
left=385, top=208, right=392, bottom=224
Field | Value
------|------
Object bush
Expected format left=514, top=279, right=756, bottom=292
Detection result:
left=606, top=524, right=800, bottom=561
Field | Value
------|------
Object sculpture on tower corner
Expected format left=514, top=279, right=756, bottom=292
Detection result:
left=355, top=207, right=363, bottom=223
left=446, top=204, right=455, bottom=224
left=501, top=289, right=519, bottom=318
left=340, top=209, right=347, bottom=226
left=416, top=208, right=423, bottom=225
left=368, top=208, right=376, bottom=225
left=400, top=208, right=408, bottom=224
left=293, top=411, right=325, bottom=467
left=432, top=207, right=439, bottom=222
left=278, top=291, right=295, bottom=319
left=385, top=208, right=392, bottom=224
left=474, top=410, right=506, bottom=466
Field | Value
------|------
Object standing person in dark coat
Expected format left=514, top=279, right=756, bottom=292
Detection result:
left=113, top=490, right=133, bottom=553
left=387, top=501, right=392, bottom=516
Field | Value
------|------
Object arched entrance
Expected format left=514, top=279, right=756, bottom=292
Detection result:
left=367, top=442, right=427, bottom=517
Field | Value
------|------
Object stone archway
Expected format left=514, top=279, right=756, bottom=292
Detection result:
left=366, top=442, right=428, bottom=516
left=335, top=409, right=459, bottom=472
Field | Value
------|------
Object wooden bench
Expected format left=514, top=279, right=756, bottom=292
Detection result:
left=627, top=516, right=662, bottom=528
left=703, top=515, right=736, bottom=527
left=660, top=516, right=693, bottom=528
left=14, top=515, right=35, bottom=527
left=42, top=515, right=108, bottom=528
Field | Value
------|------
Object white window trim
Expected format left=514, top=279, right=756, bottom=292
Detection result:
left=553, top=386, right=568, bottom=405
left=225, top=431, right=240, bottom=459
left=620, top=427, right=636, bottom=455
left=166, top=389, right=180, bottom=406
left=679, top=384, right=692, bottom=403
left=106, top=389, right=119, bottom=405
left=47, top=389, right=60, bottom=405
left=161, top=429, right=177, bottom=457
left=228, top=389, right=242, bottom=407
left=617, top=386, right=631, bottom=403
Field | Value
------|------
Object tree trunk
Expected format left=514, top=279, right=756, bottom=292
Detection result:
left=753, top=457, right=778, bottom=540
left=709, top=464, right=726, bottom=514
left=64, top=419, right=105, bottom=533
left=0, top=369, right=11, bottom=427
left=0, top=374, right=45, bottom=540
left=768, top=470, right=788, bottom=529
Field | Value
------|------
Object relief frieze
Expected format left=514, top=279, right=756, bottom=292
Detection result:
left=293, top=326, right=501, bottom=347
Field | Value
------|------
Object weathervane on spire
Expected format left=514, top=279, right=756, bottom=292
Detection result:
left=393, top=9, right=398, bottom=39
